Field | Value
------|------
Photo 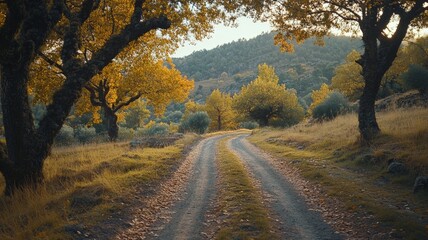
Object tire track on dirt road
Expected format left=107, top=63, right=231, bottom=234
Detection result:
left=229, top=134, right=342, bottom=240
left=154, top=135, right=228, bottom=240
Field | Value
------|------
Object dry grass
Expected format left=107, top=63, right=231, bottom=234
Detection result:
left=0, top=134, right=199, bottom=240
left=215, top=137, right=275, bottom=240
left=248, top=108, right=428, bottom=239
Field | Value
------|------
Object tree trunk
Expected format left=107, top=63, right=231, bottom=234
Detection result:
left=104, top=109, right=119, bottom=141
left=0, top=63, right=49, bottom=196
left=358, top=30, right=382, bottom=142
left=358, top=74, right=382, bottom=142
left=217, top=114, right=222, bottom=131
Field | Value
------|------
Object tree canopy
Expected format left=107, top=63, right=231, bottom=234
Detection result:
left=205, top=89, right=236, bottom=131
left=0, top=0, right=245, bottom=194
left=233, top=64, right=304, bottom=126
left=258, top=0, right=428, bottom=140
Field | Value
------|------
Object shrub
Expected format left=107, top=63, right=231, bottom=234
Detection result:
left=55, top=125, right=75, bottom=145
left=74, top=126, right=97, bottom=144
left=239, top=121, right=259, bottom=129
left=167, top=111, right=183, bottom=123
left=118, top=127, right=135, bottom=140
left=401, top=64, right=428, bottom=95
left=179, top=111, right=211, bottom=134
left=312, top=92, right=350, bottom=120
left=142, top=123, right=170, bottom=136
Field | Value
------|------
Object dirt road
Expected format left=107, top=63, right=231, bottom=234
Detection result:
left=154, top=135, right=227, bottom=240
left=122, top=133, right=341, bottom=239
left=229, top=135, right=342, bottom=240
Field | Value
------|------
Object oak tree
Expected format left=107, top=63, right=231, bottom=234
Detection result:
left=0, top=0, right=239, bottom=195
left=205, top=89, right=236, bottom=131
left=233, top=64, right=304, bottom=126
left=259, top=0, right=428, bottom=141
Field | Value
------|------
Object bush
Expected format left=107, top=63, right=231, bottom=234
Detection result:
left=239, top=121, right=259, bottom=129
left=142, top=123, right=170, bottom=136
left=167, top=111, right=183, bottom=123
left=401, top=64, right=428, bottom=95
left=179, top=111, right=211, bottom=134
left=74, top=126, right=97, bottom=144
left=118, top=127, right=135, bottom=140
left=55, top=125, right=75, bottom=145
left=313, top=92, right=350, bottom=120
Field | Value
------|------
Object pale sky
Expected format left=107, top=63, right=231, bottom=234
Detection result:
left=172, top=17, right=273, bottom=58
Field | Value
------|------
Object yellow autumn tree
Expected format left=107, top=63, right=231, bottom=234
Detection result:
left=331, top=48, right=413, bottom=102
left=253, top=0, right=428, bottom=140
left=205, top=89, right=236, bottom=131
left=330, top=51, right=364, bottom=102
left=74, top=58, right=193, bottom=141
left=233, top=64, right=304, bottom=126
left=308, top=83, right=332, bottom=115
left=183, top=100, right=206, bottom=119
left=0, top=0, right=252, bottom=194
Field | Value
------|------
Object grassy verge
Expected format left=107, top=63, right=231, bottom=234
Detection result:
left=248, top=108, right=428, bottom=239
left=215, top=137, right=275, bottom=240
left=0, top=134, right=199, bottom=240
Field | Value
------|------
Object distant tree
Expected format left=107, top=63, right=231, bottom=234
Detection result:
left=233, top=64, right=304, bottom=126
left=313, top=92, right=350, bottom=120
left=401, top=64, right=428, bottom=95
left=255, top=0, right=428, bottom=141
left=180, top=111, right=211, bottom=134
left=167, top=111, right=184, bottom=123
left=205, top=89, right=236, bottom=131
left=331, top=51, right=365, bottom=101
left=308, top=83, right=332, bottom=114
left=332, top=48, right=415, bottom=101
left=183, top=100, right=205, bottom=119
left=406, top=36, right=428, bottom=68
left=74, top=60, right=193, bottom=141
left=124, top=100, right=151, bottom=129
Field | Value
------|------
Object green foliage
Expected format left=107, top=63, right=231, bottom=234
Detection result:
left=175, top=33, right=361, bottom=100
left=118, top=127, right=135, bottom=140
left=239, top=121, right=259, bottom=130
left=401, top=64, right=428, bottom=95
left=142, top=123, right=170, bottom=136
left=167, top=111, right=183, bottom=123
left=179, top=111, right=211, bottom=134
left=74, top=127, right=97, bottom=144
left=54, top=125, right=75, bottom=145
left=312, top=92, right=350, bottom=120
left=123, top=103, right=150, bottom=129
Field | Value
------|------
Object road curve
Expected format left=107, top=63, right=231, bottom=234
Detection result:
left=154, top=135, right=226, bottom=240
left=229, top=134, right=342, bottom=240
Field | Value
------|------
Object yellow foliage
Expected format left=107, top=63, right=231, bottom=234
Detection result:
left=184, top=100, right=205, bottom=119
left=308, top=83, right=332, bottom=114
left=330, top=50, right=364, bottom=101
left=233, top=64, right=304, bottom=126
left=205, top=89, right=237, bottom=131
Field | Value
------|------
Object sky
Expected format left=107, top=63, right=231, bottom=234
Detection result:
left=172, top=17, right=273, bottom=58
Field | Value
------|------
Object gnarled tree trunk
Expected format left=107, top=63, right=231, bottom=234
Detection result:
left=104, top=108, right=119, bottom=141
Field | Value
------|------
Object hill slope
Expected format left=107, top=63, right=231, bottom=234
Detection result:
left=174, top=33, right=361, bottom=101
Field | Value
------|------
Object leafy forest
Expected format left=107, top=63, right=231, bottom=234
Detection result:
left=0, top=1, right=427, bottom=239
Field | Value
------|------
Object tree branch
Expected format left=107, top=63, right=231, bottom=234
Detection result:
left=0, top=1, right=25, bottom=63
left=84, top=85, right=103, bottom=106
left=36, top=50, right=64, bottom=71
left=113, top=92, right=142, bottom=112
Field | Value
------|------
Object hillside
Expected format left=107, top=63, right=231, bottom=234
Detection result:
left=173, top=32, right=362, bottom=101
